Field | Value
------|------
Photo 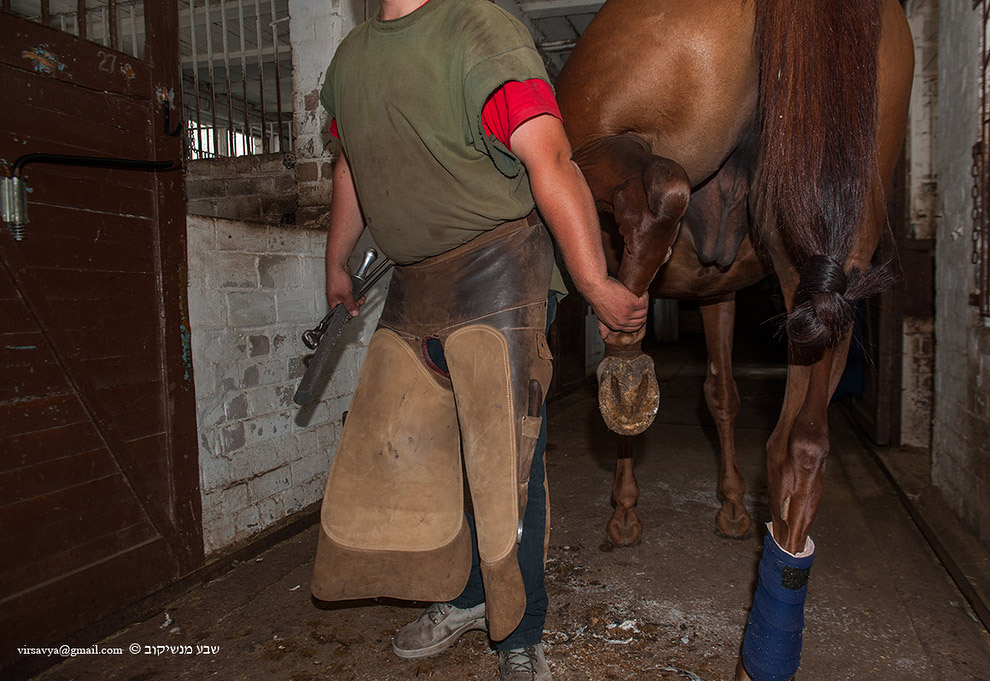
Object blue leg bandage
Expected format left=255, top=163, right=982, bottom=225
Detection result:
left=741, top=529, right=815, bottom=681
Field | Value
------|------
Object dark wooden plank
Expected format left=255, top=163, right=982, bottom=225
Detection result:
left=25, top=268, right=157, bottom=301
left=0, top=331, right=47, bottom=363
left=2, top=421, right=104, bottom=469
left=0, top=392, right=89, bottom=439
left=78, top=354, right=162, bottom=390
left=0, top=473, right=149, bottom=557
left=3, top=98, right=154, bottom=161
left=13, top=167, right=157, bottom=217
left=0, top=538, right=175, bottom=652
left=24, top=204, right=155, bottom=246
left=13, top=231, right=157, bottom=274
left=0, top=301, right=38, bottom=333
left=0, top=13, right=151, bottom=95
left=0, top=361, right=69, bottom=402
left=0, top=447, right=115, bottom=507
left=1, top=521, right=157, bottom=602
left=0, top=75, right=150, bottom=135
left=65, top=325, right=161, bottom=363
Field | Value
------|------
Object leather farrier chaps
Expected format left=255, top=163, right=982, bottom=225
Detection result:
left=311, top=213, right=554, bottom=641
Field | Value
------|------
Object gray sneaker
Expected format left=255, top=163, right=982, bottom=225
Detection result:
left=391, top=602, right=487, bottom=660
left=497, top=644, right=552, bottom=680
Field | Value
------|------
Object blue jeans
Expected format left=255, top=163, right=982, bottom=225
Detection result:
left=426, top=293, right=557, bottom=650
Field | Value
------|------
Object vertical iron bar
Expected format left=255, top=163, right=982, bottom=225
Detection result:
left=77, top=0, right=87, bottom=39
left=41, top=0, right=51, bottom=24
left=269, top=0, right=284, bottom=152
left=59, top=12, right=66, bottom=32
left=1, top=1, right=10, bottom=13
left=203, top=0, right=219, bottom=157
left=219, top=0, right=235, bottom=155
left=237, top=0, right=250, bottom=154
left=129, top=1, right=138, bottom=57
left=254, top=0, right=268, bottom=153
left=189, top=0, right=205, bottom=158
left=101, top=4, right=108, bottom=45
left=108, top=0, right=118, bottom=50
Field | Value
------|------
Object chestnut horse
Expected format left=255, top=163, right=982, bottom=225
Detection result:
left=556, top=0, right=913, bottom=679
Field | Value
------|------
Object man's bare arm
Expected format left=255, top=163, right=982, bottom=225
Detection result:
left=324, top=151, right=367, bottom=316
left=510, top=114, right=647, bottom=333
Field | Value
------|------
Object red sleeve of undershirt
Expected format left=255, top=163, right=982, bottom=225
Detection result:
left=329, top=79, right=560, bottom=148
left=482, top=79, right=561, bottom=151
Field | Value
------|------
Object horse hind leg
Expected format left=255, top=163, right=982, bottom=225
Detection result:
left=699, top=296, right=751, bottom=539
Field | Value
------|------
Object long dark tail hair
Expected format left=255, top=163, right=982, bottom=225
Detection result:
left=753, top=0, right=891, bottom=350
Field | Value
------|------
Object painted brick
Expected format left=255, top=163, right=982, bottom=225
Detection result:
left=290, top=452, right=330, bottom=487
left=248, top=466, right=293, bottom=502
left=257, top=495, right=286, bottom=526
left=228, top=291, right=278, bottom=327
left=297, top=161, right=319, bottom=183
left=246, top=383, right=296, bottom=416
left=217, top=220, right=271, bottom=252
left=245, top=410, right=296, bottom=445
left=248, top=334, right=271, bottom=357
left=221, top=422, right=246, bottom=452
left=259, top=254, right=303, bottom=289
left=215, top=252, right=259, bottom=289
left=226, top=393, right=249, bottom=421
left=276, top=289, right=318, bottom=323
left=268, top=227, right=321, bottom=254
left=188, top=287, right=227, bottom=330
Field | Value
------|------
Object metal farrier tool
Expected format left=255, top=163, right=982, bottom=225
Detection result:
left=292, top=248, right=393, bottom=406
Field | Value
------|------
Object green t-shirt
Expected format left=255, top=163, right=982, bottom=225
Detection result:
left=321, top=0, right=551, bottom=265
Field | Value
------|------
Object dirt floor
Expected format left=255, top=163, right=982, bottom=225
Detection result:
left=33, top=341, right=990, bottom=681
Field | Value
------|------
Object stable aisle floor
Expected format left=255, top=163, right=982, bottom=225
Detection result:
left=35, top=343, right=990, bottom=681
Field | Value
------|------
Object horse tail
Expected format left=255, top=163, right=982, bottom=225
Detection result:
left=753, top=0, right=890, bottom=350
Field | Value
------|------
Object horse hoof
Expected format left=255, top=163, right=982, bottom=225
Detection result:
left=597, top=353, right=660, bottom=436
left=716, top=505, right=752, bottom=539
left=734, top=659, right=753, bottom=681
left=607, top=507, right=643, bottom=546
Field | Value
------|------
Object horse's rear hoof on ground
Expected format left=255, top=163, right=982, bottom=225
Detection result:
left=606, top=505, right=643, bottom=546
left=716, top=504, right=752, bottom=539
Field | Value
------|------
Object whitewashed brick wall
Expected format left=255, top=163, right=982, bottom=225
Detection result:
left=186, top=214, right=386, bottom=554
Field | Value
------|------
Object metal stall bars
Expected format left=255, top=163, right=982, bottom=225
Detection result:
left=180, top=0, right=293, bottom=160
left=2, top=0, right=145, bottom=57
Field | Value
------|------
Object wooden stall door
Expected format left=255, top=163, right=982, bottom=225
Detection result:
left=0, top=4, right=201, bottom=670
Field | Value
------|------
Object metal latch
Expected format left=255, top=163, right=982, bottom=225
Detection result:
left=0, top=176, right=28, bottom=241
left=1, top=153, right=177, bottom=242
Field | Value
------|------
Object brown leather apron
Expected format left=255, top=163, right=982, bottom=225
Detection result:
left=311, top=212, right=554, bottom=641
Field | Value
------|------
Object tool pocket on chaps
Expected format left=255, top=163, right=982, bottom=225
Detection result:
left=520, top=414, right=543, bottom=463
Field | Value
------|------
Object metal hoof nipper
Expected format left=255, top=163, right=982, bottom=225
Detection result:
left=596, top=352, right=660, bottom=436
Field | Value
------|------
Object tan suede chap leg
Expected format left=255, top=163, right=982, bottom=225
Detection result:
left=311, top=214, right=554, bottom=640
left=311, top=329, right=471, bottom=602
